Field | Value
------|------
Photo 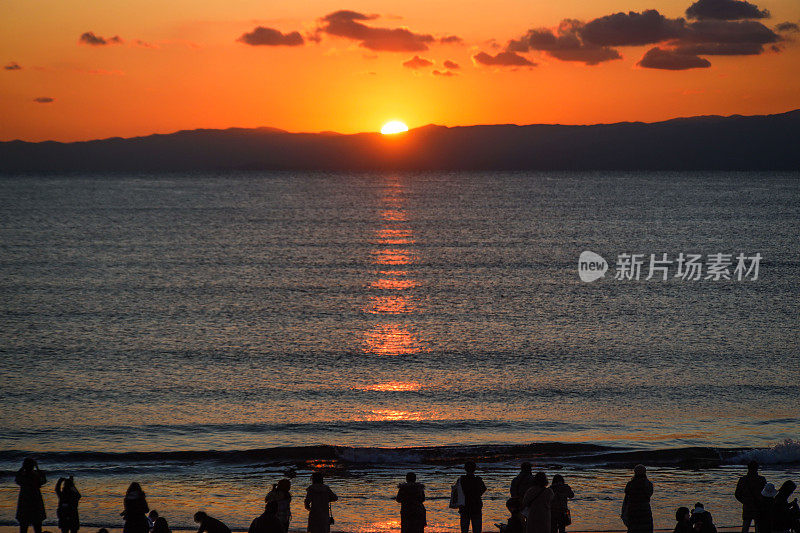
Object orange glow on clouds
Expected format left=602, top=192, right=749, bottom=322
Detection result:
left=2, top=1, right=799, bottom=141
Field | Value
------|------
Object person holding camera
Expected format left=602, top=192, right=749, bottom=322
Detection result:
left=55, top=476, right=81, bottom=533
left=304, top=473, right=337, bottom=533
left=16, top=458, right=47, bottom=533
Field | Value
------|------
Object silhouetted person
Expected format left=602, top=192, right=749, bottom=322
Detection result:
left=456, top=461, right=487, bottom=533
left=396, top=472, right=426, bottom=533
left=265, top=479, right=292, bottom=533
left=147, top=511, right=159, bottom=531
left=770, top=481, right=798, bottom=533
left=522, top=472, right=554, bottom=533
left=621, top=465, right=653, bottom=533
left=550, top=474, right=574, bottom=533
left=55, top=476, right=81, bottom=533
left=736, top=461, right=767, bottom=533
left=249, top=502, right=284, bottom=533
left=194, top=512, right=231, bottom=533
left=759, top=484, right=778, bottom=533
left=151, top=517, right=171, bottom=533
left=504, top=498, right=525, bottom=533
left=511, top=463, right=535, bottom=499
left=689, top=503, right=717, bottom=533
left=674, top=507, right=691, bottom=533
left=304, top=472, right=337, bottom=533
left=16, top=458, right=47, bottom=533
left=122, top=483, right=149, bottom=533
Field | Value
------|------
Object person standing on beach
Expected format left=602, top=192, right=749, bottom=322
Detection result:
left=770, top=481, right=798, bottom=533
left=736, top=461, right=767, bottom=533
left=266, top=479, right=292, bottom=533
left=456, top=461, right=487, bottom=533
left=621, top=465, right=654, bottom=533
left=194, top=512, right=232, bottom=533
left=396, top=472, right=426, bottom=533
left=550, top=474, right=574, bottom=533
left=522, top=472, right=554, bottom=533
left=16, top=458, right=47, bottom=533
left=759, top=484, right=778, bottom=533
left=122, top=483, right=150, bottom=533
left=511, top=463, right=535, bottom=500
left=55, top=476, right=81, bottom=533
left=304, top=472, right=338, bottom=533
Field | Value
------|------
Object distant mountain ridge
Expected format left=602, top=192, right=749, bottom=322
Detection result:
left=2, top=110, right=798, bottom=171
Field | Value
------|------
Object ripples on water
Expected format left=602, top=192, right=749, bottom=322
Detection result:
left=0, top=171, right=798, bottom=530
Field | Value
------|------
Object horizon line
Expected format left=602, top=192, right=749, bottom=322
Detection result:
left=3, top=108, right=798, bottom=145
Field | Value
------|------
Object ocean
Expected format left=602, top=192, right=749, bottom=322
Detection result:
left=1, top=171, right=798, bottom=532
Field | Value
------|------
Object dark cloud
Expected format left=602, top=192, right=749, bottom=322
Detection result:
left=638, top=47, right=711, bottom=69
left=581, top=10, right=685, bottom=46
left=402, top=55, right=433, bottom=69
left=433, top=69, right=456, bottom=76
left=776, top=21, right=800, bottom=32
left=439, top=35, right=463, bottom=44
left=317, top=10, right=435, bottom=51
left=686, top=0, right=769, bottom=20
left=683, top=19, right=779, bottom=44
left=79, top=32, right=123, bottom=46
left=443, top=60, right=460, bottom=69
left=473, top=51, right=535, bottom=67
left=509, top=19, right=622, bottom=65
left=33, top=97, right=54, bottom=103
left=238, top=26, right=304, bottom=46
left=4, top=61, right=22, bottom=70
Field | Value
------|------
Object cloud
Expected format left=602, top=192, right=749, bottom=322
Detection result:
left=776, top=21, right=800, bottom=32
left=134, top=39, right=159, bottom=49
left=509, top=19, right=622, bottom=65
left=433, top=69, right=456, bottom=76
left=238, top=26, right=304, bottom=46
left=79, top=32, right=123, bottom=46
left=638, top=47, right=711, bottom=69
left=4, top=61, right=22, bottom=70
left=402, top=55, right=433, bottom=69
left=33, top=97, right=54, bottom=103
left=686, top=0, right=769, bottom=20
left=317, top=10, right=435, bottom=51
left=581, top=10, right=686, bottom=46
left=443, top=60, right=460, bottom=69
left=439, top=35, right=463, bottom=44
left=682, top=19, right=779, bottom=45
left=473, top=51, right=535, bottom=66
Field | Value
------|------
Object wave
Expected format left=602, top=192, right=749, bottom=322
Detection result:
left=728, top=439, right=800, bottom=465
left=4, top=441, right=797, bottom=474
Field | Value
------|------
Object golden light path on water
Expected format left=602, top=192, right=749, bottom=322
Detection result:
left=362, top=176, right=425, bottom=389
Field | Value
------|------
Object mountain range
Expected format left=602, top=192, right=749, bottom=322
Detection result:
left=1, top=110, right=798, bottom=172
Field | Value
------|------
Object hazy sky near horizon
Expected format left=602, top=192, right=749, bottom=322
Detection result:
left=2, top=0, right=799, bottom=141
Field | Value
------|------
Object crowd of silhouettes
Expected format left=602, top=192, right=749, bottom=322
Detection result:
left=13, top=458, right=800, bottom=533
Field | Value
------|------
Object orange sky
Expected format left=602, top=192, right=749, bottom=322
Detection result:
left=1, top=0, right=799, bottom=141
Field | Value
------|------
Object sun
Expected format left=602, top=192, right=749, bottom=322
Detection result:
left=381, top=121, right=408, bottom=135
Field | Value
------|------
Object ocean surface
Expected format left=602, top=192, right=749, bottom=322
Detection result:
left=1, top=171, right=798, bottom=532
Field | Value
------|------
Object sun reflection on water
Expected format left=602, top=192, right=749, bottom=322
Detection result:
left=362, top=177, right=425, bottom=357
left=363, top=324, right=423, bottom=355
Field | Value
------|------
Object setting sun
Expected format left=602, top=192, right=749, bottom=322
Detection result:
left=380, top=121, right=409, bottom=135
